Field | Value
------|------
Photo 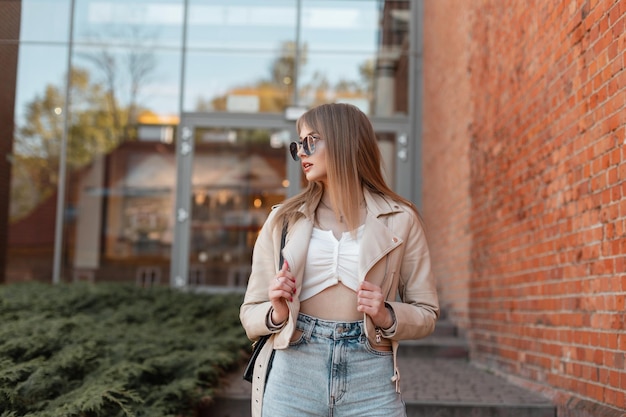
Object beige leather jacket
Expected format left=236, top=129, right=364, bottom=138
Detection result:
left=240, top=189, right=439, bottom=416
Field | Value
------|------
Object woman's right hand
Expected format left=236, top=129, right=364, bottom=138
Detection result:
left=269, top=260, right=296, bottom=325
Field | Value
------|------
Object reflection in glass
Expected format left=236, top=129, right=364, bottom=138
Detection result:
left=187, top=0, right=296, bottom=50
left=72, top=45, right=182, bottom=124
left=18, top=0, right=71, bottom=42
left=297, top=0, right=410, bottom=115
left=300, top=0, right=379, bottom=53
left=8, top=44, right=70, bottom=282
left=72, top=0, right=184, bottom=48
left=186, top=0, right=296, bottom=115
left=376, top=132, right=397, bottom=188
left=62, top=42, right=182, bottom=282
left=297, top=52, right=375, bottom=114
left=190, top=128, right=287, bottom=286
left=5, top=0, right=414, bottom=286
left=65, top=142, right=176, bottom=283
left=182, top=0, right=410, bottom=116
left=184, top=51, right=294, bottom=113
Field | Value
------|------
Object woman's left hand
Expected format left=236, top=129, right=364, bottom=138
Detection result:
left=357, top=281, right=393, bottom=329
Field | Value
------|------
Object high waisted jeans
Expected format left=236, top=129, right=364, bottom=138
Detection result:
left=262, top=313, right=406, bottom=417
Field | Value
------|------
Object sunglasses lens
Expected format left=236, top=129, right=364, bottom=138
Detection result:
left=289, top=142, right=300, bottom=161
left=305, top=135, right=315, bottom=155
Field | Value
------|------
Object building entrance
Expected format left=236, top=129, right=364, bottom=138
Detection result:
left=170, top=111, right=411, bottom=289
left=170, top=112, right=296, bottom=288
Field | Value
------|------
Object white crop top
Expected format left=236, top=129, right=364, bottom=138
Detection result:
left=299, top=225, right=365, bottom=301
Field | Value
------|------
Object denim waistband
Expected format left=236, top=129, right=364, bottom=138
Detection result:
left=296, top=313, right=364, bottom=340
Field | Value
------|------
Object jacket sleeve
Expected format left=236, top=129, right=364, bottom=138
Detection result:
left=386, top=210, right=439, bottom=341
left=239, top=208, right=281, bottom=341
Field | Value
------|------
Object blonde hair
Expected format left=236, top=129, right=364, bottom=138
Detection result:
left=275, top=103, right=418, bottom=230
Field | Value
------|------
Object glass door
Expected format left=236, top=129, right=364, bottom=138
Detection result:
left=170, top=112, right=297, bottom=288
left=188, top=127, right=288, bottom=287
left=170, top=112, right=411, bottom=289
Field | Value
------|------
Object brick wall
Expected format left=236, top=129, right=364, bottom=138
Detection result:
left=422, top=0, right=625, bottom=415
left=422, top=0, right=473, bottom=331
left=0, top=1, right=21, bottom=283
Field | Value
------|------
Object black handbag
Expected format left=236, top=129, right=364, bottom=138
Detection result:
left=243, top=220, right=287, bottom=383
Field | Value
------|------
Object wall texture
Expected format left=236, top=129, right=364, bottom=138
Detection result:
left=0, top=1, right=21, bottom=284
left=422, top=0, right=625, bottom=415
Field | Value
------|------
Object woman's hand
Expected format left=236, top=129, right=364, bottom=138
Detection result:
left=269, top=261, right=296, bottom=325
left=357, top=281, right=394, bottom=329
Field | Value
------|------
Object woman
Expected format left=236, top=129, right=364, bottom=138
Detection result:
left=240, top=103, right=439, bottom=417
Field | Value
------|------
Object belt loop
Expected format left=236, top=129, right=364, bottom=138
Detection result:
left=302, top=314, right=316, bottom=341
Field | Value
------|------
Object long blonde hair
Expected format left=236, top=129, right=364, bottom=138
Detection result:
left=275, top=103, right=418, bottom=230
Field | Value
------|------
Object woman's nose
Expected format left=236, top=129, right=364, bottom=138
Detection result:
left=297, top=143, right=307, bottom=158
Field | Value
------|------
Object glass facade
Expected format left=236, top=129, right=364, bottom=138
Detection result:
left=3, top=0, right=416, bottom=287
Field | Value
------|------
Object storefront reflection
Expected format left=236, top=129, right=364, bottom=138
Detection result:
left=5, top=0, right=413, bottom=285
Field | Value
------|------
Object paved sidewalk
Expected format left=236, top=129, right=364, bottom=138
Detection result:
left=397, top=357, right=552, bottom=407
left=207, top=320, right=556, bottom=417
left=212, top=356, right=554, bottom=407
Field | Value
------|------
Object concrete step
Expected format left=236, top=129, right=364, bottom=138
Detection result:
left=432, top=318, right=458, bottom=337
left=399, top=336, right=469, bottom=359
left=405, top=403, right=556, bottom=417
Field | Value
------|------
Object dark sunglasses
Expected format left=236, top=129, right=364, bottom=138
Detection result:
left=289, top=135, right=321, bottom=161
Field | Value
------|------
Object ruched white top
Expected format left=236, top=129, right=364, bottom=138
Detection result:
left=299, top=225, right=365, bottom=301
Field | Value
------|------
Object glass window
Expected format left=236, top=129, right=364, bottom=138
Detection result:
left=297, top=51, right=375, bottom=114
left=63, top=141, right=176, bottom=284
left=71, top=45, right=182, bottom=122
left=8, top=44, right=70, bottom=283
left=297, top=0, right=410, bottom=115
left=184, top=51, right=293, bottom=113
left=14, top=45, right=70, bottom=126
left=17, top=0, right=72, bottom=43
left=61, top=41, right=182, bottom=282
left=72, top=0, right=185, bottom=48
left=300, top=0, right=379, bottom=53
left=187, top=0, right=296, bottom=50
left=183, top=0, right=410, bottom=115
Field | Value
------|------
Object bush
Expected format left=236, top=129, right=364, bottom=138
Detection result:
left=0, top=282, right=249, bottom=417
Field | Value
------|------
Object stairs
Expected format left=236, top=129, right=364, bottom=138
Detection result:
left=203, top=312, right=556, bottom=417
left=399, top=312, right=555, bottom=417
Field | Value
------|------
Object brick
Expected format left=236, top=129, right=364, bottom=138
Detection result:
left=424, top=0, right=625, bottom=413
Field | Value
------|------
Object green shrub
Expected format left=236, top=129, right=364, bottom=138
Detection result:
left=0, top=282, right=249, bottom=417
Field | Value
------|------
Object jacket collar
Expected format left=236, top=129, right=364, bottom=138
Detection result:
left=296, top=187, right=403, bottom=221
left=363, top=188, right=404, bottom=218
left=359, top=190, right=404, bottom=278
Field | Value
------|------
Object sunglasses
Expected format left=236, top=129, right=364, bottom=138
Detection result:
left=289, top=134, right=321, bottom=161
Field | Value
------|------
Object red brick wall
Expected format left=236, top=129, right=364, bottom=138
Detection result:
left=422, top=0, right=473, bottom=331
left=422, top=0, right=626, bottom=415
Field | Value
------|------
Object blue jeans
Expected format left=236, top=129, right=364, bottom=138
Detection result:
left=262, top=313, right=406, bottom=417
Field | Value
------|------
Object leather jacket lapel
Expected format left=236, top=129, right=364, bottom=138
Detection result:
left=358, top=212, right=402, bottom=281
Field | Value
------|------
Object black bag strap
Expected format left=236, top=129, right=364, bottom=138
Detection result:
left=278, top=219, right=288, bottom=269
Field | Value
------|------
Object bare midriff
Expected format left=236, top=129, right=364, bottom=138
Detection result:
left=299, top=282, right=361, bottom=321
left=294, top=282, right=392, bottom=352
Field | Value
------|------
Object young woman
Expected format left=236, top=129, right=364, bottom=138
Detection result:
left=240, top=103, right=439, bottom=417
